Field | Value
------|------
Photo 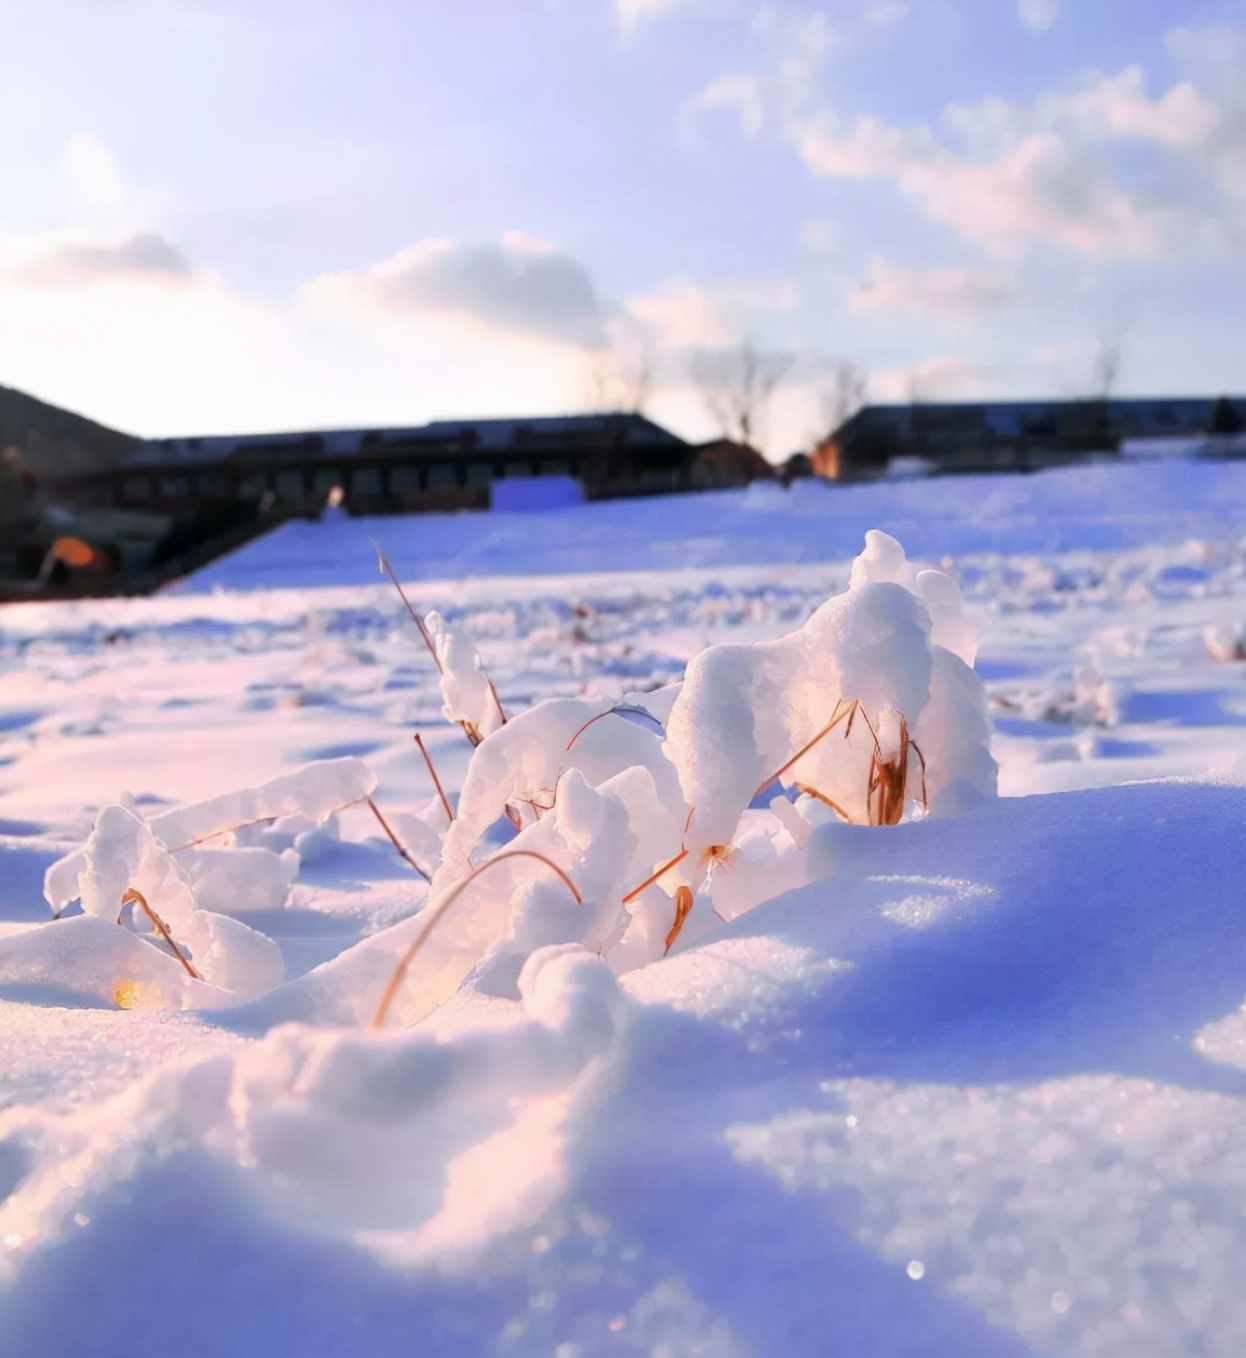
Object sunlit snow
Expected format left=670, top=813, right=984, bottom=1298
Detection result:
left=1, top=458, right=1244, bottom=1358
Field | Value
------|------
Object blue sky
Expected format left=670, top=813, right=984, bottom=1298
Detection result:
left=0, top=0, right=1243, bottom=455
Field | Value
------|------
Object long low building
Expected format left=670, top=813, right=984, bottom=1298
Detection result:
left=0, top=392, right=776, bottom=592
left=813, top=396, right=1245, bottom=481
left=41, top=412, right=776, bottom=515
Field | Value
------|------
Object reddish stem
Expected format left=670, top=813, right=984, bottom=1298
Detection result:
left=754, top=697, right=858, bottom=799
left=374, top=545, right=441, bottom=672
left=366, top=797, right=431, bottom=881
left=371, top=849, right=581, bottom=1027
left=414, top=733, right=455, bottom=824
left=622, top=847, right=688, bottom=905
left=120, top=888, right=201, bottom=981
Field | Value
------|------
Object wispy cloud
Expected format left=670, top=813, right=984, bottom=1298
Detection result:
left=1017, top=0, right=1059, bottom=33
left=689, top=75, right=765, bottom=138
left=617, top=0, right=695, bottom=38
left=791, top=39, right=1246, bottom=260
left=6, top=232, right=194, bottom=287
left=863, top=2, right=908, bottom=26
left=849, top=257, right=1016, bottom=319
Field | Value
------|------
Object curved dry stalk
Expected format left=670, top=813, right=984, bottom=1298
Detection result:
left=566, top=708, right=619, bottom=751
left=168, top=794, right=368, bottom=854
left=664, top=885, right=695, bottom=955
left=754, top=697, right=858, bottom=799
left=621, top=848, right=688, bottom=906
left=414, top=732, right=454, bottom=824
left=565, top=704, right=665, bottom=752
left=371, top=849, right=582, bottom=1028
left=119, top=888, right=202, bottom=981
left=792, top=783, right=854, bottom=823
left=365, top=797, right=431, bottom=881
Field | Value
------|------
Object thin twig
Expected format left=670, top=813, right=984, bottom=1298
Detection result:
left=621, top=848, right=688, bottom=905
left=371, top=849, right=581, bottom=1027
left=414, top=733, right=454, bottom=824
left=120, top=888, right=201, bottom=980
left=485, top=674, right=508, bottom=730
left=754, top=697, right=857, bottom=799
left=792, top=783, right=854, bottom=823
left=168, top=795, right=367, bottom=853
left=366, top=797, right=431, bottom=881
left=566, top=708, right=619, bottom=751
left=374, top=545, right=441, bottom=671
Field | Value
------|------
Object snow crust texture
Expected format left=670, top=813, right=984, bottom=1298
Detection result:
left=0, top=462, right=1245, bottom=1357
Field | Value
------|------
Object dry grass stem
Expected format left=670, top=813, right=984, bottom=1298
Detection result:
left=621, top=848, right=689, bottom=905
left=168, top=795, right=369, bottom=854
left=414, top=733, right=455, bottom=824
left=376, top=545, right=506, bottom=743
left=754, top=697, right=858, bottom=799
left=374, top=545, right=441, bottom=671
left=793, top=783, right=854, bottom=822
left=565, top=704, right=664, bottom=752
left=366, top=797, right=432, bottom=881
left=119, top=888, right=202, bottom=980
left=566, top=709, right=618, bottom=750
left=664, top=885, right=695, bottom=955
left=856, top=709, right=926, bottom=826
left=371, top=849, right=582, bottom=1028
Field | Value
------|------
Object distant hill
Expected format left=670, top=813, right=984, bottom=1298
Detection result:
left=0, top=383, right=139, bottom=478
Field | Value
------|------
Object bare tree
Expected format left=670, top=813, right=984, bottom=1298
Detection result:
left=820, top=359, right=868, bottom=436
left=587, top=333, right=657, bottom=416
left=692, top=341, right=794, bottom=448
left=1085, top=325, right=1127, bottom=449
left=1092, top=333, right=1122, bottom=402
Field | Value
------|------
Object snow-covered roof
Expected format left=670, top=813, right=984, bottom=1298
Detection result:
left=844, top=397, right=1244, bottom=442
left=125, top=413, right=684, bottom=467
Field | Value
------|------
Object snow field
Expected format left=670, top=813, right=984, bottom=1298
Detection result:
left=0, top=458, right=1243, bottom=1356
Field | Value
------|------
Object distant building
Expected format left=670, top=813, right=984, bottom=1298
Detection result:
left=1, top=393, right=785, bottom=589
left=812, top=396, right=1246, bottom=481
left=687, top=439, right=777, bottom=489
left=50, top=412, right=779, bottom=515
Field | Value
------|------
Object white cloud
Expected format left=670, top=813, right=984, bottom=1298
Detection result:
left=624, top=278, right=736, bottom=350
left=4, top=231, right=194, bottom=287
left=63, top=133, right=122, bottom=209
left=1167, top=23, right=1246, bottom=96
left=0, top=228, right=611, bottom=437
left=849, top=257, right=1016, bottom=319
left=792, top=41, right=1246, bottom=260
left=304, top=236, right=607, bottom=347
left=686, top=10, right=837, bottom=147
left=624, top=275, right=798, bottom=352
left=617, top=0, right=692, bottom=38
left=690, top=75, right=765, bottom=138
left=1017, top=0, right=1059, bottom=33
left=864, top=2, right=907, bottom=25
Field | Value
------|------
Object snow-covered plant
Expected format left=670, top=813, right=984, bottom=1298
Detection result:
left=41, top=757, right=384, bottom=1005
left=369, top=530, right=997, bottom=1024
left=34, top=530, right=995, bottom=1023
left=377, top=545, right=506, bottom=745
left=661, top=529, right=994, bottom=880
